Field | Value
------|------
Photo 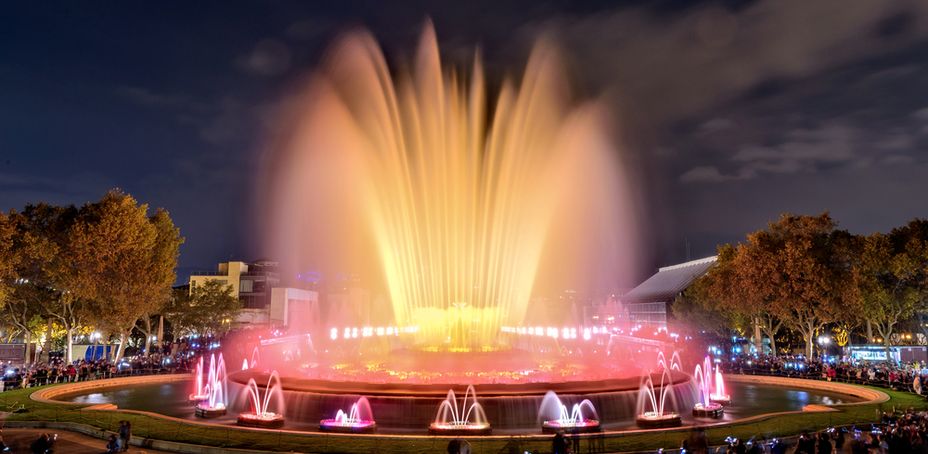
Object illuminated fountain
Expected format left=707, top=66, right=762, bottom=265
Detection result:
left=237, top=21, right=651, bottom=431
left=320, top=397, right=377, bottom=433
left=188, top=356, right=208, bottom=402
left=237, top=371, right=285, bottom=428
left=692, top=356, right=723, bottom=418
left=636, top=368, right=682, bottom=428
left=657, top=351, right=683, bottom=372
left=538, top=391, right=600, bottom=433
left=264, top=20, right=634, bottom=354
left=194, top=354, right=227, bottom=418
left=429, top=386, right=491, bottom=435
left=241, top=359, right=249, bottom=371
left=710, top=364, right=731, bottom=405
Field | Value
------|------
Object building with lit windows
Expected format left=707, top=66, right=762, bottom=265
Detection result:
left=622, top=256, right=717, bottom=329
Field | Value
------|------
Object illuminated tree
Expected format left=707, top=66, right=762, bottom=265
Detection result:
left=164, top=280, right=240, bottom=337
left=69, top=190, right=180, bottom=361
left=857, top=220, right=928, bottom=360
left=739, top=213, right=854, bottom=358
left=689, top=244, right=783, bottom=354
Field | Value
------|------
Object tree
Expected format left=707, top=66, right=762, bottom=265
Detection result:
left=0, top=212, right=17, bottom=308
left=133, top=209, right=184, bottom=355
left=68, top=190, right=178, bottom=361
left=739, top=213, right=854, bottom=357
left=859, top=220, right=928, bottom=360
left=689, top=244, right=783, bottom=354
left=8, top=204, right=92, bottom=362
left=165, top=280, right=240, bottom=337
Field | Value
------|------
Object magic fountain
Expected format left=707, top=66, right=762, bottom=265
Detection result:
left=238, top=21, right=654, bottom=431
left=194, top=354, right=227, bottom=418
left=538, top=391, right=600, bottom=433
left=692, top=356, right=723, bottom=418
left=320, top=397, right=377, bottom=433
left=237, top=371, right=286, bottom=428
left=429, top=386, right=491, bottom=435
left=636, top=365, right=682, bottom=428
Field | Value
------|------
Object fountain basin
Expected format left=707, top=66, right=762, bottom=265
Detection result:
left=542, top=419, right=600, bottom=434
left=692, top=402, right=724, bottom=418
left=635, top=412, right=681, bottom=428
left=319, top=419, right=377, bottom=433
left=238, top=412, right=285, bottom=429
left=194, top=404, right=227, bottom=418
left=428, top=422, right=492, bottom=435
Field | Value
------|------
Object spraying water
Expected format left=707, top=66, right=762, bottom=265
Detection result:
left=263, top=22, right=637, bottom=352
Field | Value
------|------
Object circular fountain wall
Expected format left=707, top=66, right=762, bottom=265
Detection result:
left=230, top=368, right=696, bottom=430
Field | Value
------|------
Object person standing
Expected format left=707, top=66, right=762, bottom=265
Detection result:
left=118, top=420, right=131, bottom=451
left=552, top=431, right=569, bottom=454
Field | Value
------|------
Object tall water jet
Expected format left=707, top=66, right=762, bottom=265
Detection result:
left=692, top=356, right=723, bottom=418
left=263, top=22, right=637, bottom=352
left=636, top=368, right=681, bottom=428
left=429, top=385, right=491, bottom=435
left=195, top=354, right=228, bottom=418
left=538, top=391, right=600, bottom=433
left=237, top=371, right=285, bottom=428
left=320, top=397, right=377, bottom=433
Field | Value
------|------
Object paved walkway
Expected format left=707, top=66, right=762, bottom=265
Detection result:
left=0, top=428, right=170, bottom=453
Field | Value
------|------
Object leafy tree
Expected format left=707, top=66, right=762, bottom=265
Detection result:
left=739, top=213, right=855, bottom=357
left=858, top=220, right=928, bottom=360
left=133, top=208, right=184, bottom=355
left=68, top=190, right=177, bottom=361
left=689, top=244, right=782, bottom=354
left=8, top=204, right=92, bottom=362
left=165, top=280, right=240, bottom=337
left=0, top=212, right=16, bottom=307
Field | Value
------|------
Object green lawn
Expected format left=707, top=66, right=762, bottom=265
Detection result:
left=1, top=384, right=925, bottom=453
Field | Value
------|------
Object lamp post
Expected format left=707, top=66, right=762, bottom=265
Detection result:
left=817, top=335, right=831, bottom=359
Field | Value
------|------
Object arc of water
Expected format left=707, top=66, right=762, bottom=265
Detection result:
left=194, top=356, right=204, bottom=395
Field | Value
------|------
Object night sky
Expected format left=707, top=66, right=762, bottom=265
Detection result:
left=3, top=1, right=927, bottom=286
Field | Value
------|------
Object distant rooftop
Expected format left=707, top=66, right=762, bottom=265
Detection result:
left=623, top=256, right=717, bottom=304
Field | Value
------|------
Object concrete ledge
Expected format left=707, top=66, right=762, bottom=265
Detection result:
left=726, top=374, right=890, bottom=406
left=31, top=374, right=190, bottom=406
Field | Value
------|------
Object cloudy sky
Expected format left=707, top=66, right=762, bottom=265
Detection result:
left=2, top=0, right=927, bottom=285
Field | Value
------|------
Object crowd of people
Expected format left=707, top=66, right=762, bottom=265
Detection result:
left=726, top=355, right=928, bottom=394
left=0, top=340, right=213, bottom=392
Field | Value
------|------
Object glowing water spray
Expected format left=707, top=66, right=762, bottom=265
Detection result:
left=320, top=397, right=377, bottom=432
left=264, top=22, right=632, bottom=352
left=429, top=385, right=491, bottom=434
left=538, top=391, right=600, bottom=433
left=237, top=371, right=286, bottom=428
left=194, top=354, right=228, bottom=418
left=693, top=356, right=723, bottom=418
left=636, top=367, right=681, bottom=428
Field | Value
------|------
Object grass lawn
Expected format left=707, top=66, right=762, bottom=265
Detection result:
left=2, top=383, right=925, bottom=453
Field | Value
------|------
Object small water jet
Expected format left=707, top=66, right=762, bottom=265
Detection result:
left=194, top=354, right=228, bottom=418
left=657, top=351, right=682, bottom=372
left=692, top=356, right=723, bottom=418
left=538, top=391, right=600, bottom=433
left=710, top=364, right=730, bottom=405
left=429, top=385, right=491, bottom=435
left=636, top=368, right=681, bottom=428
left=320, top=397, right=377, bottom=433
left=188, top=356, right=208, bottom=402
left=237, top=371, right=285, bottom=428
